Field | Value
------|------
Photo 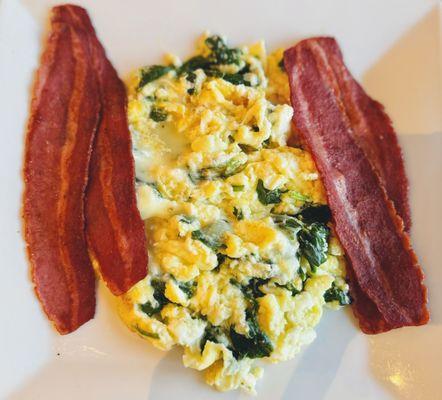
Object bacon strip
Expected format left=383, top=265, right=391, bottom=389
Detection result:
left=314, top=40, right=411, bottom=231
left=23, top=8, right=99, bottom=334
left=284, top=37, right=429, bottom=333
left=59, top=6, right=148, bottom=296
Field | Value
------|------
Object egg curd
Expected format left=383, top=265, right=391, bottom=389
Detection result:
left=118, top=34, right=350, bottom=394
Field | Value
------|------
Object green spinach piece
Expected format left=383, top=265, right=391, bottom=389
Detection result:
left=233, top=207, right=244, bottom=220
left=324, top=282, right=351, bottom=305
left=278, top=58, right=285, bottom=72
left=149, top=106, right=168, bottom=122
left=139, top=278, right=168, bottom=316
left=232, top=185, right=244, bottom=192
left=298, top=222, right=329, bottom=272
left=275, top=282, right=301, bottom=296
left=273, top=214, right=330, bottom=272
left=205, top=35, right=242, bottom=65
left=256, top=179, right=286, bottom=205
left=191, top=220, right=228, bottom=251
left=299, top=204, right=331, bottom=224
left=200, top=324, right=225, bottom=351
left=230, top=309, right=273, bottom=359
left=146, top=181, right=162, bottom=198
left=138, top=65, right=173, bottom=90
left=135, top=326, right=160, bottom=339
left=180, top=215, right=196, bottom=224
left=177, top=280, right=197, bottom=298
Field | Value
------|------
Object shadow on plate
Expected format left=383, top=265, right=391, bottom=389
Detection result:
left=362, top=6, right=442, bottom=135
left=366, top=134, right=442, bottom=400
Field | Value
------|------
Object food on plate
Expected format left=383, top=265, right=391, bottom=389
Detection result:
left=22, top=4, right=147, bottom=334
left=22, top=6, right=99, bottom=334
left=118, top=33, right=350, bottom=393
left=284, top=37, right=429, bottom=333
left=62, top=6, right=149, bottom=296
left=22, top=3, right=429, bottom=394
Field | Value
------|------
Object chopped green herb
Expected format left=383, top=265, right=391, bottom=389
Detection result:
left=232, top=185, right=244, bottom=192
left=230, top=309, right=273, bottom=359
left=252, top=125, right=260, bottom=132
left=298, top=266, right=307, bottom=282
left=278, top=58, right=285, bottom=72
left=223, top=158, right=245, bottom=177
left=177, top=280, right=197, bottom=298
left=135, top=326, right=160, bottom=339
left=146, top=181, right=163, bottom=198
left=233, top=207, right=244, bottom=220
left=289, top=191, right=311, bottom=202
left=256, top=179, right=286, bottom=205
left=275, top=282, right=301, bottom=296
left=139, top=278, right=168, bottom=316
left=149, top=106, right=168, bottom=122
left=324, top=282, right=351, bottom=305
left=138, top=65, right=173, bottom=90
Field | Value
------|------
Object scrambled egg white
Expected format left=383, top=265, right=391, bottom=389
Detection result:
left=118, top=34, right=350, bottom=394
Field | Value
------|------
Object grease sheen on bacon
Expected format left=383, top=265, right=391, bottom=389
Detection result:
left=60, top=5, right=148, bottom=296
left=284, top=37, right=429, bottom=333
left=23, top=8, right=99, bottom=334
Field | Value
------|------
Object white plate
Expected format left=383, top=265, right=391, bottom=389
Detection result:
left=1, top=0, right=441, bottom=399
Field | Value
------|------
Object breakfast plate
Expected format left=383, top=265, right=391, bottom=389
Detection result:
left=1, top=0, right=441, bottom=399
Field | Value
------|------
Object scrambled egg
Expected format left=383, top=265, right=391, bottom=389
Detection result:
left=118, top=34, right=350, bottom=394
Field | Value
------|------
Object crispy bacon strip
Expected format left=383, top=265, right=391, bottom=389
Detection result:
left=284, top=37, right=429, bottom=333
left=60, top=5, right=148, bottom=295
left=23, top=8, right=99, bottom=333
left=314, top=40, right=411, bottom=231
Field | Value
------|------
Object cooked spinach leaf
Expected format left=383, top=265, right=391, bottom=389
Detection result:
left=232, top=184, right=244, bottom=192
left=324, top=282, right=351, bottom=305
left=146, top=181, right=163, bottom=198
left=179, top=215, right=196, bottom=224
left=275, top=282, right=301, bottom=296
left=135, top=326, right=160, bottom=339
left=256, top=179, right=286, bottom=205
left=289, top=191, right=311, bottom=202
left=140, top=278, right=168, bottom=316
left=149, top=106, right=168, bottom=122
left=230, top=309, right=273, bottom=359
left=191, top=220, right=228, bottom=251
left=273, top=214, right=330, bottom=272
left=200, top=323, right=225, bottom=351
left=278, top=58, right=285, bottom=72
left=298, top=222, right=329, bottom=272
left=222, top=72, right=251, bottom=86
left=205, top=35, right=242, bottom=65
left=179, top=55, right=212, bottom=75
left=138, top=65, right=173, bottom=89
left=299, top=204, right=331, bottom=224
left=233, top=207, right=244, bottom=220
left=177, top=280, right=197, bottom=298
